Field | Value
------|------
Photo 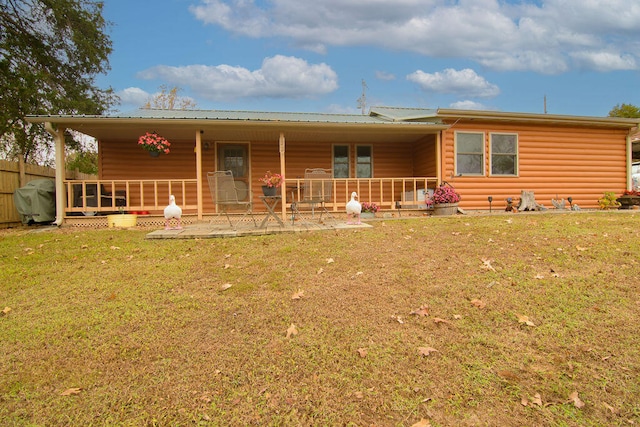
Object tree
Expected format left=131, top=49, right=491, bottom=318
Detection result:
left=608, top=103, right=640, bottom=118
left=143, top=85, right=197, bottom=110
left=0, top=0, right=116, bottom=165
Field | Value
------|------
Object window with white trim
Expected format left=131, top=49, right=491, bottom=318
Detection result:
left=455, top=132, right=484, bottom=175
left=490, top=133, right=518, bottom=175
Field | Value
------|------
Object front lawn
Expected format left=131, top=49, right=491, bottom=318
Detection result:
left=1, top=212, right=639, bottom=426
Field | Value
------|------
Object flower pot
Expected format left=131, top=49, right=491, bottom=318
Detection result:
left=361, top=212, right=375, bottom=219
left=433, top=203, right=459, bottom=216
left=149, top=151, right=160, bottom=158
left=107, top=214, right=137, bottom=228
left=262, top=186, right=277, bottom=196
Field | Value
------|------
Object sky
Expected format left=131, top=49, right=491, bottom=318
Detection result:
left=99, top=0, right=640, bottom=117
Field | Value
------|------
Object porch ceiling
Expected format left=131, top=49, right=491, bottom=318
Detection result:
left=38, top=118, right=446, bottom=144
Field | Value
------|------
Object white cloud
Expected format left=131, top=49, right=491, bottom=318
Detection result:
left=407, top=68, right=500, bottom=98
left=375, top=71, right=396, bottom=81
left=188, top=0, right=640, bottom=74
left=137, top=55, right=338, bottom=101
left=449, top=100, right=494, bottom=110
left=117, top=87, right=150, bottom=106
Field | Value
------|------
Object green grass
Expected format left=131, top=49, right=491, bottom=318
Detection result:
left=1, top=212, right=639, bottom=426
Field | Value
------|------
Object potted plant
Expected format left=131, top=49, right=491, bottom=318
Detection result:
left=361, top=201, right=379, bottom=218
left=430, top=182, right=460, bottom=215
left=598, top=191, right=621, bottom=209
left=617, top=190, right=640, bottom=209
left=138, top=132, right=171, bottom=156
left=258, top=171, right=283, bottom=196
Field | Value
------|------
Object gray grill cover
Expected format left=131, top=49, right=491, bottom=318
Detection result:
left=13, top=179, right=56, bottom=224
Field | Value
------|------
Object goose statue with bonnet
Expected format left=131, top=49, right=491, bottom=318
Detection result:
left=346, top=191, right=362, bottom=224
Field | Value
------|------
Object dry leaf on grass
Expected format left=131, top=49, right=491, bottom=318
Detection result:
left=418, top=346, right=438, bottom=357
left=60, top=387, right=82, bottom=396
left=481, top=258, right=496, bottom=271
left=220, top=283, right=233, bottom=291
left=410, top=418, right=432, bottom=427
left=433, top=317, right=451, bottom=325
left=517, top=314, right=536, bottom=327
left=410, top=305, right=430, bottom=316
left=575, top=245, right=587, bottom=251
left=326, top=258, right=335, bottom=264
left=317, top=267, right=324, bottom=275
left=291, top=289, right=304, bottom=300
left=1, top=306, right=11, bottom=315
left=531, top=393, right=543, bottom=406
left=357, top=348, right=368, bottom=358
left=286, top=323, right=298, bottom=338
left=470, top=299, right=486, bottom=309
left=354, top=391, right=364, bottom=399
left=569, top=391, right=585, bottom=408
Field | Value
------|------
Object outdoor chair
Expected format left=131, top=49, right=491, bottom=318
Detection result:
left=291, top=168, right=333, bottom=224
left=207, top=170, right=256, bottom=228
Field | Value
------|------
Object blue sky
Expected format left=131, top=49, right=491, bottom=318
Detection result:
left=100, top=0, right=640, bottom=117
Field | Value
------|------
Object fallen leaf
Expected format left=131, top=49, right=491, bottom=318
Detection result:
left=410, top=305, right=430, bottom=317
left=81, top=244, right=88, bottom=249
left=326, top=258, right=334, bottom=264
left=1, top=306, right=11, bottom=315
left=60, top=387, right=82, bottom=396
left=354, top=391, right=364, bottom=399
left=433, top=317, right=450, bottom=325
left=286, top=323, right=298, bottom=338
left=418, top=347, right=438, bottom=357
left=575, top=245, right=587, bottom=251
left=410, top=418, right=431, bottom=427
left=532, top=393, right=542, bottom=406
left=317, top=267, right=324, bottom=275
left=110, top=245, right=120, bottom=250
left=481, top=258, right=496, bottom=271
left=470, top=299, right=486, bottom=309
left=521, top=397, right=529, bottom=406
left=291, top=289, right=304, bottom=300
left=534, top=274, right=545, bottom=279
left=392, top=315, right=404, bottom=324
left=357, top=348, right=368, bottom=358
left=517, top=314, right=536, bottom=327
left=223, top=264, right=231, bottom=269
left=453, top=314, right=462, bottom=320
left=220, top=283, right=232, bottom=291
left=569, top=391, right=584, bottom=408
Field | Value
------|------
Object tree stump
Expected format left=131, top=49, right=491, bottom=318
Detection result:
left=518, top=190, right=542, bottom=211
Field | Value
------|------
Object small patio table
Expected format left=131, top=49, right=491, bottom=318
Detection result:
left=259, top=195, right=284, bottom=228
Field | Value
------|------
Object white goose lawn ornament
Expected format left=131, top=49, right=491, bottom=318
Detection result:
left=164, top=195, right=182, bottom=230
left=346, top=191, right=362, bottom=224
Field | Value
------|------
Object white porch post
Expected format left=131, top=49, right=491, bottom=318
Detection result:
left=45, top=122, right=66, bottom=226
left=436, top=131, right=443, bottom=185
left=195, top=130, right=203, bottom=220
left=279, top=132, right=286, bottom=221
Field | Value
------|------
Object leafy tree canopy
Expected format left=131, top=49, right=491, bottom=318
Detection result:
left=608, top=103, right=640, bottom=118
left=0, top=0, right=116, bottom=164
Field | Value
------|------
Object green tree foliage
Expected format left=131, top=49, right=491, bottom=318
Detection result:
left=0, top=0, right=116, bottom=164
left=143, top=85, right=197, bottom=110
left=608, top=103, right=640, bottom=118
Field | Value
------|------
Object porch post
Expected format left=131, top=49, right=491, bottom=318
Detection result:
left=436, top=131, right=443, bottom=185
left=195, top=130, right=203, bottom=220
left=279, top=132, right=286, bottom=221
left=44, top=122, right=66, bottom=226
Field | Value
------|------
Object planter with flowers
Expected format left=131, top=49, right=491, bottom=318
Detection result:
left=258, top=171, right=283, bottom=196
left=361, top=202, right=379, bottom=219
left=138, top=132, right=170, bottom=157
left=617, top=190, right=640, bottom=210
left=430, top=182, right=461, bottom=215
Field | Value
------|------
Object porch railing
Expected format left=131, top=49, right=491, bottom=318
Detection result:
left=64, top=177, right=438, bottom=215
left=64, top=179, right=198, bottom=214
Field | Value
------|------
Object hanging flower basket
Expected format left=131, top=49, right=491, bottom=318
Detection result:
left=138, top=132, right=170, bottom=155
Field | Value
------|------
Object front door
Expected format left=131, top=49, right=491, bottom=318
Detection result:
left=217, top=143, right=250, bottom=201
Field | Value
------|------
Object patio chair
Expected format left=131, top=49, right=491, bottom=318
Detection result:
left=207, top=171, right=257, bottom=228
left=291, top=168, right=333, bottom=223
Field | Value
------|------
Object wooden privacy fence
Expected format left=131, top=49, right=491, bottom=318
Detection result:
left=0, top=160, right=94, bottom=228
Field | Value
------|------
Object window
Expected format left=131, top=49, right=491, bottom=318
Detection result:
left=490, top=133, right=518, bottom=175
left=455, top=132, right=484, bottom=175
left=356, top=145, right=372, bottom=178
left=333, top=145, right=349, bottom=178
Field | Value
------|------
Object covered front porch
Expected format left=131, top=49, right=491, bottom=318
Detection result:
left=28, top=108, right=447, bottom=226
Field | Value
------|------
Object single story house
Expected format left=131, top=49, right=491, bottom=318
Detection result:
left=27, top=107, right=640, bottom=226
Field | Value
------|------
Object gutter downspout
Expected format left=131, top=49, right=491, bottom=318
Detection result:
left=44, top=122, right=66, bottom=226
